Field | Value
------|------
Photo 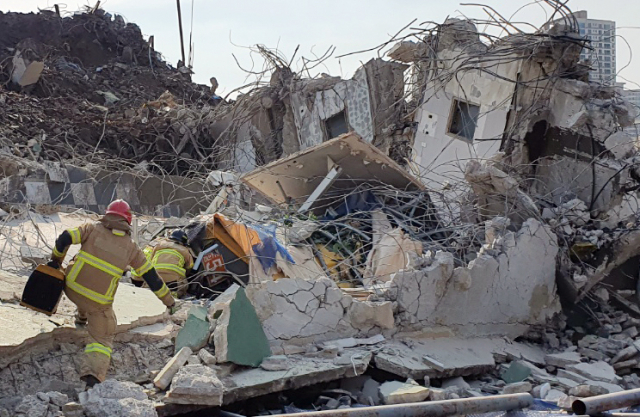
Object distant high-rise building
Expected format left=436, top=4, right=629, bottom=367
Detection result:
left=571, top=11, right=616, bottom=85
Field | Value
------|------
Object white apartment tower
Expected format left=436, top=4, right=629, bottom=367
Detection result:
left=572, top=11, right=616, bottom=85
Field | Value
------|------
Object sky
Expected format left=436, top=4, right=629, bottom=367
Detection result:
left=2, top=0, right=640, bottom=96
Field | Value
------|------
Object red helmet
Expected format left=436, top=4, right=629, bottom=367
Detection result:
left=105, top=199, right=133, bottom=224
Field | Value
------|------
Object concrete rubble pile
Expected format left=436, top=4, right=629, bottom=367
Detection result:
left=5, top=2, right=640, bottom=417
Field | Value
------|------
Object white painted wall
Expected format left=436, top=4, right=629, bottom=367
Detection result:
left=412, top=52, right=520, bottom=190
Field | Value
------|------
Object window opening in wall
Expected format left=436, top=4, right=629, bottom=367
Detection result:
left=325, top=111, right=349, bottom=139
left=448, top=99, right=480, bottom=141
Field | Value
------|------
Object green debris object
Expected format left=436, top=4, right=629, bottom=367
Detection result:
left=501, top=361, right=532, bottom=384
left=218, top=287, right=271, bottom=367
left=175, top=305, right=209, bottom=354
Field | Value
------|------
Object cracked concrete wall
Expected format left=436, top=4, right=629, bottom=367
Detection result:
left=247, top=277, right=394, bottom=352
left=0, top=341, right=172, bottom=400
left=290, top=68, right=373, bottom=150
left=389, top=218, right=561, bottom=338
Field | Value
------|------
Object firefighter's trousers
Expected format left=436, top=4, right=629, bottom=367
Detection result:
left=65, top=288, right=116, bottom=382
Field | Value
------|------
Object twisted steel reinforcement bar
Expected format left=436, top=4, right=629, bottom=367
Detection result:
left=269, top=393, right=534, bottom=417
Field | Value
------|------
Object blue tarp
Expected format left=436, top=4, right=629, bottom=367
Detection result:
left=251, top=223, right=295, bottom=272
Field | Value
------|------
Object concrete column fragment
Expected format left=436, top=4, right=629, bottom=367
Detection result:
left=153, top=346, right=192, bottom=390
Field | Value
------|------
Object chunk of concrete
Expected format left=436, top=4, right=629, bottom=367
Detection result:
left=80, top=380, right=155, bottom=417
left=503, top=382, right=532, bottom=394
left=532, top=383, right=550, bottom=399
left=566, top=361, right=621, bottom=384
left=164, top=364, right=224, bottom=406
left=83, top=398, right=157, bottom=417
left=544, top=351, right=582, bottom=368
left=379, top=381, right=429, bottom=405
left=197, top=349, right=217, bottom=366
left=221, top=349, right=372, bottom=405
left=585, top=380, right=624, bottom=393
left=212, top=287, right=271, bottom=367
left=14, top=395, right=48, bottom=416
left=428, top=387, right=448, bottom=401
left=557, top=369, right=588, bottom=384
left=80, top=380, right=148, bottom=404
left=373, top=338, right=496, bottom=380
left=569, top=384, right=609, bottom=397
left=153, top=346, right=192, bottom=390
left=545, top=389, right=567, bottom=402
left=175, top=306, right=210, bottom=354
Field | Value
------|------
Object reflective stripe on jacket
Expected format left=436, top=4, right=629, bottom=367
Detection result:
left=64, top=222, right=151, bottom=305
left=150, top=239, right=194, bottom=284
left=131, top=246, right=153, bottom=280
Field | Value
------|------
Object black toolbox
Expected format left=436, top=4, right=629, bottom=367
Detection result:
left=21, top=264, right=65, bottom=316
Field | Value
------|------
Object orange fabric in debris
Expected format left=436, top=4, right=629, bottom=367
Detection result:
left=204, top=214, right=260, bottom=263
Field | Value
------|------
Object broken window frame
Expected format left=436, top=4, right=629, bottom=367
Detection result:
left=324, top=110, right=349, bottom=140
left=446, top=98, right=480, bottom=142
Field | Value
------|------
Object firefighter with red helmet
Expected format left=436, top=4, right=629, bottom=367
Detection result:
left=49, top=200, right=176, bottom=387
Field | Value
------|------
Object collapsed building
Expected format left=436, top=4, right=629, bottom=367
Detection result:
left=3, top=2, right=640, bottom=417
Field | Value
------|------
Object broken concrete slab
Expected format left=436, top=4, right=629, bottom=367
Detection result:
left=221, top=349, right=372, bottom=405
left=211, top=286, right=271, bottom=366
left=585, top=380, right=624, bottom=393
left=153, top=347, right=192, bottom=390
left=174, top=306, right=209, bottom=354
left=566, top=361, right=622, bottom=384
left=373, top=338, right=500, bottom=379
left=164, top=364, right=224, bottom=406
left=557, top=369, right=588, bottom=384
left=503, top=382, right=532, bottom=394
left=379, top=381, right=429, bottom=405
left=544, top=351, right=582, bottom=368
left=80, top=380, right=156, bottom=417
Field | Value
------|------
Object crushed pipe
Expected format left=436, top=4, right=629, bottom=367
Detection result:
left=573, top=388, right=640, bottom=415
left=269, top=393, right=534, bottom=417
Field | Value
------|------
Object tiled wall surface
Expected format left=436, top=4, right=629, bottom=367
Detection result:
left=2, top=162, right=211, bottom=217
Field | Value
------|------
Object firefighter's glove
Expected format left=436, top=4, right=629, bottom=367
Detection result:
left=47, top=259, right=61, bottom=269
left=168, top=304, right=179, bottom=315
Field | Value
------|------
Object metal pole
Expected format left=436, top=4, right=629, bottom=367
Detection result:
left=175, top=0, right=186, bottom=65
left=573, top=388, right=640, bottom=415
left=268, top=393, right=533, bottom=417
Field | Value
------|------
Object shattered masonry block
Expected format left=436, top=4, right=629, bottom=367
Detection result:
left=153, top=347, right=193, bottom=390
left=502, top=382, right=532, bottom=394
left=164, top=364, right=223, bottom=406
left=197, top=349, right=217, bottom=366
left=379, top=381, right=429, bottom=405
left=544, top=351, right=582, bottom=368
left=175, top=306, right=210, bottom=354
left=212, top=287, right=271, bottom=367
